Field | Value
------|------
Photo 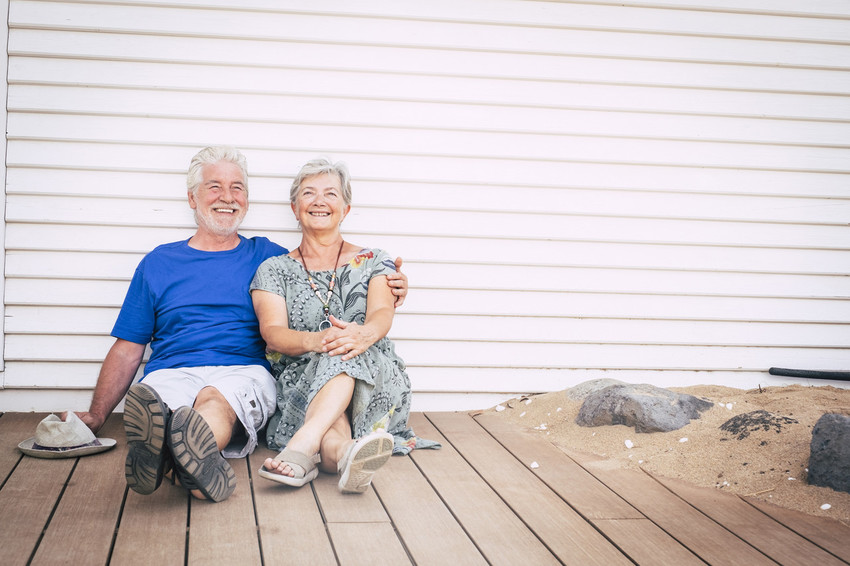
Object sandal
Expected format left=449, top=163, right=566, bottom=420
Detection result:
left=258, top=448, right=320, bottom=487
left=338, top=430, right=394, bottom=493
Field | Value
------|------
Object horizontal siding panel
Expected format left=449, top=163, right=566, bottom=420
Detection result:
left=9, top=28, right=850, bottom=95
left=6, top=266, right=849, bottom=307
left=6, top=240, right=850, bottom=279
left=7, top=168, right=850, bottom=225
left=5, top=279, right=131, bottom=306
left=7, top=195, right=850, bottom=249
left=6, top=334, right=847, bottom=372
left=12, top=91, right=850, bottom=148
left=7, top=141, right=850, bottom=198
left=11, top=57, right=850, bottom=123
left=564, top=0, right=850, bottom=18
left=0, top=362, right=816, bottom=393
left=6, top=306, right=848, bottom=348
left=8, top=107, right=850, bottom=173
left=3, top=361, right=140, bottom=388
left=10, top=1, right=850, bottom=69
left=42, top=0, right=850, bottom=31
left=13, top=0, right=850, bottom=42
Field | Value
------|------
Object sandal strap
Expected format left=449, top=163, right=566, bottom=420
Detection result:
left=273, top=449, right=320, bottom=479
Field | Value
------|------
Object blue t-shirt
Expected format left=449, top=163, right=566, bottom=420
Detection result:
left=112, top=235, right=288, bottom=375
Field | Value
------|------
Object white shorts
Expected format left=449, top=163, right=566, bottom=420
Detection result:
left=141, top=365, right=277, bottom=458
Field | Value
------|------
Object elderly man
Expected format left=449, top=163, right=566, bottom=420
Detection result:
left=74, top=146, right=407, bottom=502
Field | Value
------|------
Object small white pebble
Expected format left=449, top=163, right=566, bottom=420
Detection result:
left=592, top=432, right=596, bottom=437
left=525, top=399, right=532, bottom=405
left=519, top=411, right=526, bottom=417
left=556, top=407, right=562, bottom=412
left=495, top=405, right=505, bottom=412
left=821, top=503, right=831, bottom=510
left=624, top=439, right=634, bottom=449
left=679, top=438, right=688, bottom=443
left=788, top=477, right=796, bottom=481
left=628, top=454, right=633, bottom=459
left=530, top=461, right=539, bottom=469
left=539, top=424, right=547, bottom=430
left=638, top=460, right=644, bottom=464
left=725, top=403, right=733, bottom=410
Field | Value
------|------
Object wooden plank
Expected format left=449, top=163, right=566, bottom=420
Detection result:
left=0, top=412, right=35, bottom=481
left=475, top=418, right=702, bottom=565
left=566, top=449, right=776, bottom=566
left=651, top=474, right=846, bottom=566
left=592, top=519, right=705, bottom=566
left=0, top=413, right=76, bottom=565
left=408, top=413, right=560, bottom=565
left=111, top=480, right=189, bottom=565
left=187, top=457, right=262, bottom=565
left=745, top=496, right=850, bottom=564
left=29, top=414, right=126, bottom=565
left=327, top=522, right=411, bottom=566
left=313, top=468, right=390, bottom=524
left=249, top=446, right=338, bottom=566
left=371, top=447, right=487, bottom=565
left=426, top=412, right=632, bottom=566
left=475, top=412, right=643, bottom=519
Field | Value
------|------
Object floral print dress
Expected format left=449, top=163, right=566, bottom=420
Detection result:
left=250, top=248, right=436, bottom=454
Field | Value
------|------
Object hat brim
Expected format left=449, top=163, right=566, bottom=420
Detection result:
left=17, top=437, right=117, bottom=459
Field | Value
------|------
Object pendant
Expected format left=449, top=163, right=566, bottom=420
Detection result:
left=319, top=316, right=332, bottom=331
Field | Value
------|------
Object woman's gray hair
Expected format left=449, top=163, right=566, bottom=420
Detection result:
left=289, top=157, right=352, bottom=207
left=187, top=145, right=249, bottom=195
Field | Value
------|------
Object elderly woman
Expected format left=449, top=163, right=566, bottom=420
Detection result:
left=249, top=158, right=436, bottom=493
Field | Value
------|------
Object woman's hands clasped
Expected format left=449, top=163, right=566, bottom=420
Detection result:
left=320, top=315, right=378, bottom=361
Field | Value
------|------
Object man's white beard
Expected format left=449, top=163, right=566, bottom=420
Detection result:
left=194, top=206, right=246, bottom=237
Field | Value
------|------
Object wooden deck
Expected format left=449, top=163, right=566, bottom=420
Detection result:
left=1, top=411, right=848, bottom=566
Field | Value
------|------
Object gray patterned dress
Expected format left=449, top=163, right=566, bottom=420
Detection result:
left=250, top=248, right=431, bottom=454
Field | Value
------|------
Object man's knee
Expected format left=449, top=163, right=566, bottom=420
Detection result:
left=194, top=385, right=227, bottom=407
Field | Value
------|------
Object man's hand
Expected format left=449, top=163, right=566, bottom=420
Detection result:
left=386, top=256, right=408, bottom=308
left=59, top=410, right=105, bottom=434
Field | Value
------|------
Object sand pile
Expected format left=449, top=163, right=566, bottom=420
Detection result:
left=488, top=383, right=850, bottom=526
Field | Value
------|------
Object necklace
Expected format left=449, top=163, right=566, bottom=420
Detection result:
left=297, top=240, right=345, bottom=331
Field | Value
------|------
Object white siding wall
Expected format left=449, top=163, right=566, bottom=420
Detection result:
left=1, top=0, right=849, bottom=412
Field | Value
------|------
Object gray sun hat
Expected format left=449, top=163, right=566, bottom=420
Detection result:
left=18, top=412, right=117, bottom=459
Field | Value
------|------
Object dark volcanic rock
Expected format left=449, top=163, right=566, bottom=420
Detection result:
left=808, top=413, right=850, bottom=494
left=576, top=383, right=713, bottom=433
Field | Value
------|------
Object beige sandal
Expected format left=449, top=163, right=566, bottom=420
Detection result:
left=337, top=430, right=394, bottom=493
left=258, top=448, right=320, bottom=487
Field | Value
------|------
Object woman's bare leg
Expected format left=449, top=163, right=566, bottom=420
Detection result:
left=263, top=373, right=353, bottom=477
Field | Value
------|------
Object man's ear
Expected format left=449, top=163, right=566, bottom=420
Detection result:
left=188, top=191, right=198, bottom=209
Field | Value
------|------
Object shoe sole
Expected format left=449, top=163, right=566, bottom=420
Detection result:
left=338, top=431, right=394, bottom=494
left=168, top=406, right=236, bottom=502
left=124, top=383, right=169, bottom=495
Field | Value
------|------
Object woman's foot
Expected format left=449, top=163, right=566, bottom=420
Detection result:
left=259, top=448, right=320, bottom=487
left=337, top=430, right=394, bottom=493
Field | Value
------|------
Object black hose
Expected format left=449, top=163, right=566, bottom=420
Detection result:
left=769, top=367, right=850, bottom=381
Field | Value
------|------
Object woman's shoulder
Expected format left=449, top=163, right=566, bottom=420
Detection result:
left=346, top=247, right=392, bottom=267
left=256, top=253, right=299, bottom=275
